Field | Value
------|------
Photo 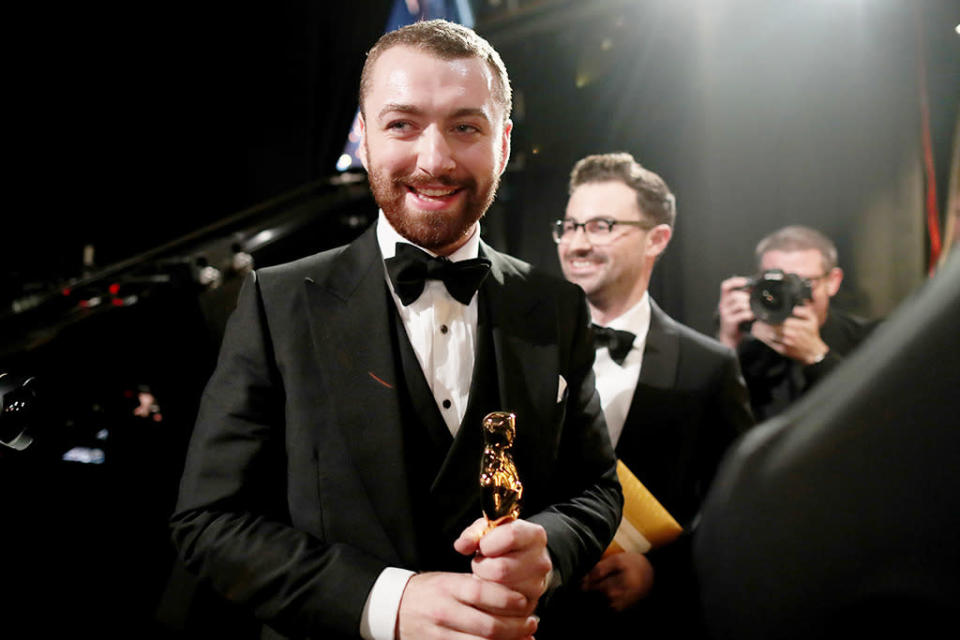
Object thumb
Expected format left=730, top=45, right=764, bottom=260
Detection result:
left=454, top=517, right=487, bottom=556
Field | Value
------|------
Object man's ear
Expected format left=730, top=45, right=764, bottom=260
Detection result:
left=825, top=267, right=843, bottom=297
left=646, top=224, right=673, bottom=259
left=497, top=119, right=513, bottom=176
left=357, top=114, right=369, bottom=171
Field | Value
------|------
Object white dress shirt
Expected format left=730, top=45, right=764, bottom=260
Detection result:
left=360, top=211, right=483, bottom=640
left=377, top=210, right=481, bottom=436
left=593, top=293, right=651, bottom=448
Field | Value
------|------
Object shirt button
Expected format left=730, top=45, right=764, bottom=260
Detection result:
left=440, top=324, right=449, bottom=334
left=442, top=399, right=451, bottom=409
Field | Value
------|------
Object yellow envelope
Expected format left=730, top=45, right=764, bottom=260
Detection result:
left=605, top=459, right=683, bottom=555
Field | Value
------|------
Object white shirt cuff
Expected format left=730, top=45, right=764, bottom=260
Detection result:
left=359, top=567, right=416, bottom=640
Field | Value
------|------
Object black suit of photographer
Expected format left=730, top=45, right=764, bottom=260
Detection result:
left=737, top=308, right=876, bottom=421
left=719, top=252, right=879, bottom=422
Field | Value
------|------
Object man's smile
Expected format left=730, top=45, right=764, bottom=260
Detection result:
left=408, top=185, right=459, bottom=197
left=404, top=181, right=467, bottom=210
left=564, top=254, right=605, bottom=275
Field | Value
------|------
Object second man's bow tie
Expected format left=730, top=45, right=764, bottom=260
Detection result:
left=385, top=243, right=492, bottom=306
left=592, top=324, right=636, bottom=366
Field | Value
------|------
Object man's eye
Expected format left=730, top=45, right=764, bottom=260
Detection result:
left=454, top=124, right=480, bottom=134
left=587, top=220, right=613, bottom=233
left=387, top=121, right=412, bottom=131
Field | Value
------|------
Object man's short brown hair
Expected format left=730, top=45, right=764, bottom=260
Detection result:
left=755, top=225, right=838, bottom=272
left=568, top=152, right=676, bottom=229
left=359, top=19, right=512, bottom=124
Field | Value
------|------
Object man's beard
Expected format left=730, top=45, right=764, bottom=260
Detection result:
left=367, top=163, right=500, bottom=252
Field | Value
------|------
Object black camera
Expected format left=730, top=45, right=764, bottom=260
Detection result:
left=743, top=269, right=813, bottom=325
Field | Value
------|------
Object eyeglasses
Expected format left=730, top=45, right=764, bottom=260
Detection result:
left=551, top=217, right=651, bottom=245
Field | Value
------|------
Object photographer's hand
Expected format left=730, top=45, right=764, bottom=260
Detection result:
left=753, top=305, right=828, bottom=365
left=781, top=305, right=829, bottom=364
left=718, top=276, right=754, bottom=349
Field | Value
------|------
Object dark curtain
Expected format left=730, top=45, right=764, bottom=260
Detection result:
left=6, top=1, right=392, bottom=289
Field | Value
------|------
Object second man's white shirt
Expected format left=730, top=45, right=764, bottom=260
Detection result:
left=593, top=292, right=651, bottom=448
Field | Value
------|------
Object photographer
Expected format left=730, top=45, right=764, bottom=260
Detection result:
left=717, top=226, right=877, bottom=421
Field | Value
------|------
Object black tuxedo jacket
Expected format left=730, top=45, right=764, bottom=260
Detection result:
left=537, top=299, right=753, bottom=639
left=694, top=254, right=960, bottom=640
left=616, top=299, right=754, bottom=529
left=170, top=225, right=621, bottom=639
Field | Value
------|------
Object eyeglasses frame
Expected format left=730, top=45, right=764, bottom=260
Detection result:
left=551, top=217, right=654, bottom=245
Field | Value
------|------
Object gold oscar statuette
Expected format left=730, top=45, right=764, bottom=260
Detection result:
left=479, top=411, right=523, bottom=535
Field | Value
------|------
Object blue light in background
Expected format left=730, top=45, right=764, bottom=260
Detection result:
left=337, top=0, right=475, bottom=172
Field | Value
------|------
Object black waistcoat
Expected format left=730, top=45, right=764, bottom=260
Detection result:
left=388, top=293, right=502, bottom=572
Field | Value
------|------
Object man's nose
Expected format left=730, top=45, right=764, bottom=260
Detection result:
left=416, top=125, right=456, bottom=176
left=567, top=224, right=593, bottom=251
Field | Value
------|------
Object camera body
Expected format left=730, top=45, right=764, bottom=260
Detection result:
left=743, top=269, right=813, bottom=325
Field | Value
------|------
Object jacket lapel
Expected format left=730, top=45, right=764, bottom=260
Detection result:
left=484, top=245, right=555, bottom=426
left=303, top=225, right=417, bottom=567
left=637, top=298, right=680, bottom=389
left=481, top=244, right=558, bottom=485
left=618, top=298, right=680, bottom=452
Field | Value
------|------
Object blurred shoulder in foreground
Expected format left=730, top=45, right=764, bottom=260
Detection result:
left=695, top=252, right=960, bottom=640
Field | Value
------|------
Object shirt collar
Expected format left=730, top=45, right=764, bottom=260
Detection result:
left=376, top=210, right=481, bottom=262
left=602, top=292, right=651, bottom=344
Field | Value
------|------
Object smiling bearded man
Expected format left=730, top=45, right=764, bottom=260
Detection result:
left=358, top=28, right=511, bottom=256
left=171, top=19, right=621, bottom=640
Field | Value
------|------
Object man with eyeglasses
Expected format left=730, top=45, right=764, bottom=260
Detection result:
left=717, top=225, right=879, bottom=421
left=549, top=152, right=753, bottom=638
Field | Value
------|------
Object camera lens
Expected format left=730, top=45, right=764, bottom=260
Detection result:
left=748, top=270, right=796, bottom=324
left=757, top=284, right=782, bottom=310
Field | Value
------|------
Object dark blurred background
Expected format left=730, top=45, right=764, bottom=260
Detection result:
left=2, top=0, right=958, bottom=637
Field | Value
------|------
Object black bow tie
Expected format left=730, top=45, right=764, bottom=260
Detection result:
left=591, top=324, right=636, bottom=366
left=385, top=243, right=492, bottom=306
